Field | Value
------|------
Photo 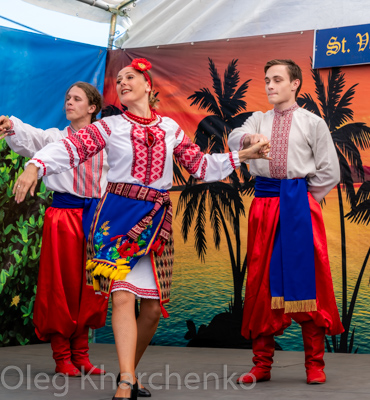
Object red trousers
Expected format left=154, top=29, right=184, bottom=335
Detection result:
left=33, top=207, right=107, bottom=341
left=241, top=194, right=344, bottom=339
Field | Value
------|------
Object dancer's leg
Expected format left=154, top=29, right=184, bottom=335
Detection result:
left=135, top=298, right=161, bottom=367
left=112, top=290, right=137, bottom=398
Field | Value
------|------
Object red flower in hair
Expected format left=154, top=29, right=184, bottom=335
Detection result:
left=131, top=58, right=152, bottom=72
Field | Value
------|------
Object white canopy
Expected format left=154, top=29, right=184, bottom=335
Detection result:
left=22, top=0, right=131, bottom=23
left=122, top=0, right=370, bottom=47
left=11, top=0, right=370, bottom=48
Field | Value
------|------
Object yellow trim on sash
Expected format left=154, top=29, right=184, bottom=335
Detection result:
left=271, top=296, right=285, bottom=309
left=271, top=297, right=317, bottom=313
left=86, top=258, right=131, bottom=291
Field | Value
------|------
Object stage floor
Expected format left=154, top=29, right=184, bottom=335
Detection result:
left=0, top=344, right=368, bottom=399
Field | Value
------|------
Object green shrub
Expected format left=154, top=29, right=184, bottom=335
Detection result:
left=0, top=140, right=53, bottom=346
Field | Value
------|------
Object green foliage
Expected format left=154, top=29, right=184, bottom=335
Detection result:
left=0, top=140, right=53, bottom=346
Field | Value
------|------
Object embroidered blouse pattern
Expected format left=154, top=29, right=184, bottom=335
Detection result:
left=173, top=134, right=204, bottom=175
left=67, top=126, right=105, bottom=198
left=269, top=103, right=299, bottom=179
left=67, top=124, right=106, bottom=166
left=130, top=122, right=167, bottom=186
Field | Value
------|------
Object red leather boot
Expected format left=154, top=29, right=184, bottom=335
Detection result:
left=301, top=320, right=326, bottom=384
left=70, top=327, right=106, bottom=375
left=51, top=333, right=81, bottom=376
left=237, top=335, right=275, bottom=384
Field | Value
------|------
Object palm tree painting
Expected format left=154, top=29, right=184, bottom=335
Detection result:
left=188, top=58, right=252, bottom=156
left=178, top=58, right=256, bottom=347
left=297, top=65, right=370, bottom=353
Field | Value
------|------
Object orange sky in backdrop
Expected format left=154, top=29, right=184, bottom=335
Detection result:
left=104, top=29, right=370, bottom=166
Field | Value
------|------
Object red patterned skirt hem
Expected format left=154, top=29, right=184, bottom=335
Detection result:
left=111, top=281, right=159, bottom=299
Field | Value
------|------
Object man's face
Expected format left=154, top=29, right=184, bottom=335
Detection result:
left=65, top=86, right=94, bottom=123
left=264, top=64, right=299, bottom=110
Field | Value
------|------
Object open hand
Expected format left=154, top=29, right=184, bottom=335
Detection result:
left=13, top=164, right=39, bottom=203
left=0, top=116, right=12, bottom=139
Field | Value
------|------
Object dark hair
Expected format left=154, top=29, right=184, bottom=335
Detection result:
left=264, top=59, right=302, bottom=99
left=65, top=82, right=103, bottom=122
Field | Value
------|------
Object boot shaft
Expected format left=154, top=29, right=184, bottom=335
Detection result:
left=301, top=321, right=325, bottom=370
left=50, top=333, right=71, bottom=362
left=70, top=327, right=90, bottom=362
left=252, top=335, right=275, bottom=370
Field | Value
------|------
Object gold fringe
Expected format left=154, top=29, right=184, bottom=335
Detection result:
left=284, top=299, right=317, bottom=313
left=271, top=296, right=285, bottom=309
left=93, top=278, right=100, bottom=291
left=101, top=265, right=114, bottom=278
left=86, top=260, right=96, bottom=270
left=86, top=258, right=132, bottom=286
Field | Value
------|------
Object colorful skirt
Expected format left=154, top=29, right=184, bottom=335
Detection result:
left=86, top=183, right=174, bottom=318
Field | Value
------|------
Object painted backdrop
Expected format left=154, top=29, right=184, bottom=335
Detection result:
left=95, top=30, right=370, bottom=353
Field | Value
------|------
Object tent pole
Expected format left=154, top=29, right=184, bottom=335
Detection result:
left=107, top=1, right=136, bottom=49
left=76, top=0, right=137, bottom=49
left=108, top=12, right=118, bottom=50
left=76, top=0, right=110, bottom=11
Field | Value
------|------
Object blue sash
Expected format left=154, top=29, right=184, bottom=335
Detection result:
left=51, top=192, right=100, bottom=241
left=255, top=176, right=316, bottom=313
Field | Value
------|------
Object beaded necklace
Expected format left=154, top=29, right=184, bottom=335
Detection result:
left=124, top=109, right=157, bottom=125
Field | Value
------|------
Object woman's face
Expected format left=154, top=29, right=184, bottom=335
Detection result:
left=65, top=86, right=95, bottom=123
left=116, top=67, right=150, bottom=106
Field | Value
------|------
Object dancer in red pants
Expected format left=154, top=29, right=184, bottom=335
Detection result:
left=228, top=59, right=344, bottom=385
left=0, top=82, right=108, bottom=376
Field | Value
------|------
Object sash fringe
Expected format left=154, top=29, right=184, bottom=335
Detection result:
left=271, top=296, right=285, bottom=309
left=285, top=299, right=317, bottom=313
left=271, top=297, right=317, bottom=313
left=86, top=259, right=131, bottom=291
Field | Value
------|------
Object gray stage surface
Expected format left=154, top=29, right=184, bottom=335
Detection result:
left=0, top=344, right=369, bottom=399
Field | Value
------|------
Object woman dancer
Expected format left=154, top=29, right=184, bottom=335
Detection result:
left=0, top=82, right=108, bottom=376
left=9, top=59, right=270, bottom=399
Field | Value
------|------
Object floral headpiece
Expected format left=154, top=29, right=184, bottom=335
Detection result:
left=128, top=58, right=152, bottom=88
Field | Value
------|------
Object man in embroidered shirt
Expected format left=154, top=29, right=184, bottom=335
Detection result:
left=228, top=59, right=343, bottom=385
left=0, top=82, right=108, bottom=377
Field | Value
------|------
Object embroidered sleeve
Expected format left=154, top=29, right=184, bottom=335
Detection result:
left=30, top=158, right=47, bottom=177
left=67, top=124, right=106, bottom=165
left=174, top=131, right=240, bottom=182
left=25, top=119, right=111, bottom=178
left=173, top=133, right=204, bottom=175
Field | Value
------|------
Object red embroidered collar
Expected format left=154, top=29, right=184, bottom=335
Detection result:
left=273, top=102, right=299, bottom=116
